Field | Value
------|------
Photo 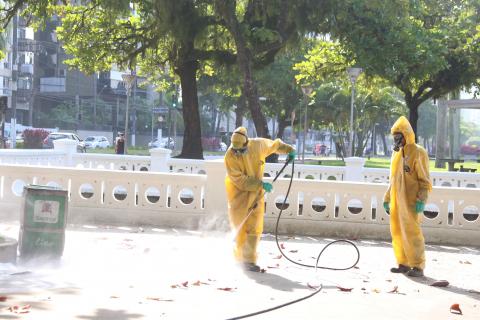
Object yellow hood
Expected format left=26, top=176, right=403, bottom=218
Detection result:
left=391, top=116, right=415, bottom=145
left=231, top=127, right=248, bottom=149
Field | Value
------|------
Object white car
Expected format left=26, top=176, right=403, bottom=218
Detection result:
left=84, top=136, right=110, bottom=149
left=148, top=138, right=174, bottom=149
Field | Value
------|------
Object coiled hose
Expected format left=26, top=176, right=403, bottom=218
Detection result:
left=226, top=158, right=360, bottom=320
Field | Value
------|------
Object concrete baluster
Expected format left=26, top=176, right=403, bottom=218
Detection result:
left=149, top=148, right=172, bottom=172
left=53, top=139, right=78, bottom=167
left=344, top=157, right=366, bottom=182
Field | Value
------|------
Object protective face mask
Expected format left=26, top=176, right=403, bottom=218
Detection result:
left=393, top=133, right=404, bottom=152
left=232, top=147, right=248, bottom=155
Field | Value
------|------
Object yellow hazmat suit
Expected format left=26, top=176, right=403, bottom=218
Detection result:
left=224, top=127, right=293, bottom=264
left=384, top=116, right=432, bottom=271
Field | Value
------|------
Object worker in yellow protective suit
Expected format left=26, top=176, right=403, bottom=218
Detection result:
left=383, top=116, right=432, bottom=277
left=224, top=127, right=295, bottom=272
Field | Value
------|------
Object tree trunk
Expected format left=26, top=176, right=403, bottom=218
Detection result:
left=216, top=0, right=270, bottom=138
left=406, top=97, right=421, bottom=143
left=235, top=95, right=246, bottom=128
left=175, top=59, right=203, bottom=159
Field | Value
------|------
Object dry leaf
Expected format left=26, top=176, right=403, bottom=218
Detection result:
left=8, top=304, right=31, bottom=314
left=372, top=288, right=381, bottom=293
left=388, top=286, right=399, bottom=293
left=181, top=281, right=189, bottom=287
left=280, top=243, right=286, bottom=249
left=0, top=296, right=7, bottom=302
left=146, top=297, right=174, bottom=302
left=110, top=295, right=120, bottom=299
left=337, top=286, right=353, bottom=292
left=273, top=255, right=283, bottom=259
left=431, top=280, right=449, bottom=287
left=307, top=283, right=320, bottom=290
left=217, top=287, right=236, bottom=292
left=289, top=250, right=298, bottom=253
left=192, top=280, right=209, bottom=286
left=267, top=264, right=280, bottom=269
left=450, top=303, right=462, bottom=315
left=260, top=268, right=266, bottom=273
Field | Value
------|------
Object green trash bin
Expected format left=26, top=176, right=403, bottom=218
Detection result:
left=19, top=185, right=68, bottom=259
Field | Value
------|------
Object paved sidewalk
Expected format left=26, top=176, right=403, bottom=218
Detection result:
left=1, top=222, right=479, bottom=319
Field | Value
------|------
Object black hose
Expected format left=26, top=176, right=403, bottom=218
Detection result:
left=226, top=158, right=360, bottom=320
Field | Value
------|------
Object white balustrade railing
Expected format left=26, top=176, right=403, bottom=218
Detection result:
left=0, top=162, right=478, bottom=245
left=0, top=149, right=66, bottom=166
left=0, top=146, right=478, bottom=188
left=72, top=153, right=151, bottom=171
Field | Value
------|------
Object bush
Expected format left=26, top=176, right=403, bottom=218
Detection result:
left=23, top=129, right=50, bottom=149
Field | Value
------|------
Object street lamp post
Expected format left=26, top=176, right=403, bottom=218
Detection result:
left=346, top=67, right=363, bottom=157
left=122, top=72, right=136, bottom=155
left=301, top=85, right=313, bottom=163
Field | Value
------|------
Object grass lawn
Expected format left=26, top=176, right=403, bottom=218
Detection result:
left=307, top=157, right=480, bottom=172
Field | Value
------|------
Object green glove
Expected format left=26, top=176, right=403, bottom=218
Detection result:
left=383, top=202, right=390, bottom=213
left=415, top=200, right=425, bottom=213
left=288, top=150, right=296, bottom=161
left=262, top=182, right=273, bottom=193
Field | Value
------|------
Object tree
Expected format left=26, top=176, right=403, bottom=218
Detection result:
left=326, top=0, right=480, bottom=138
left=2, top=0, right=235, bottom=159
left=294, top=40, right=406, bottom=156
left=214, top=0, right=330, bottom=139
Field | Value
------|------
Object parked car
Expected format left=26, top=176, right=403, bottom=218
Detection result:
left=43, top=132, right=86, bottom=152
left=84, top=136, right=110, bottom=149
left=148, top=138, right=174, bottom=149
left=460, top=138, right=480, bottom=155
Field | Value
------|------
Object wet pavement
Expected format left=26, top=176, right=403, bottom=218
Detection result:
left=1, top=222, right=479, bottom=319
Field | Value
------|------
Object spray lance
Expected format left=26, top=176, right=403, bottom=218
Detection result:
left=227, top=155, right=361, bottom=320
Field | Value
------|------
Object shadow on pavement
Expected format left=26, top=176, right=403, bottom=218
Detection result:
left=244, top=270, right=306, bottom=292
left=407, top=275, right=480, bottom=301
left=77, top=308, right=143, bottom=320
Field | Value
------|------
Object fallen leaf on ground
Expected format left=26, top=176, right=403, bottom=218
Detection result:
left=280, top=243, right=285, bottom=249
left=192, top=280, right=209, bottom=286
left=181, top=281, right=189, bottom=287
left=289, top=250, right=298, bottom=253
left=372, top=288, right=381, bottom=293
left=260, top=268, right=266, bottom=273
left=337, top=286, right=353, bottom=292
left=307, top=283, right=320, bottom=290
left=0, top=296, right=7, bottom=302
left=267, top=264, right=280, bottom=269
left=431, top=280, right=449, bottom=287
left=388, top=286, right=399, bottom=293
left=110, top=295, right=120, bottom=299
left=8, top=304, right=30, bottom=314
left=146, top=297, right=174, bottom=302
left=273, top=255, right=283, bottom=259
left=217, top=287, right=236, bottom=292
left=450, top=303, right=462, bottom=315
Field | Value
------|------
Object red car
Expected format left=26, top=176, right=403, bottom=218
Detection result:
left=460, top=139, right=480, bottom=155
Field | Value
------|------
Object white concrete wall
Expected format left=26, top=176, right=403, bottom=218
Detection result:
left=0, top=162, right=478, bottom=246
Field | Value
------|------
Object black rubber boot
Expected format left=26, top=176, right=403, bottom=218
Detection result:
left=406, top=267, right=424, bottom=277
left=390, top=264, right=410, bottom=273
left=243, top=262, right=261, bottom=272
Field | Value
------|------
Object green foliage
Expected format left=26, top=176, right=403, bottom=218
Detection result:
left=325, top=0, right=480, bottom=132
